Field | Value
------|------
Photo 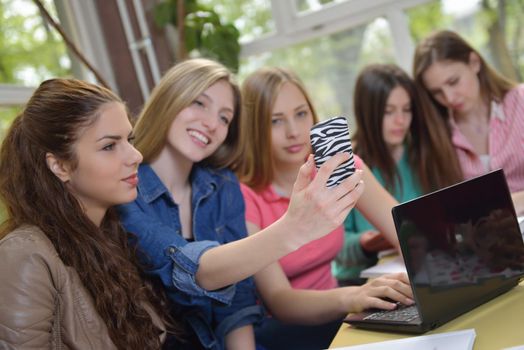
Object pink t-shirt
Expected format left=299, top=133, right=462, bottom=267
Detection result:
left=450, top=85, right=524, bottom=192
left=240, top=156, right=363, bottom=290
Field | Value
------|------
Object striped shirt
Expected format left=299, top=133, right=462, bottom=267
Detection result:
left=450, top=84, right=524, bottom=193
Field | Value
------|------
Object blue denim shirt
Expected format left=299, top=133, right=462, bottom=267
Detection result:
left=117, top=164, right=263, bottom=350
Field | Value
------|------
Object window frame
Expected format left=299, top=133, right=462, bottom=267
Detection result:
left=1, top=0, right=115, bottom=107
left=241, top=0, right=431, bottom=72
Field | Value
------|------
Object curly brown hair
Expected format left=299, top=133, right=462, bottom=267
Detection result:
left=0, top=79, right=181, bottom=349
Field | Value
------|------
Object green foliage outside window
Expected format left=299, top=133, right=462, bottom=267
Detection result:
left=153, top=0, right=241, bottom=72
left=0, top=0, right=72, bottom=223
left=0, top=0, right=71, bottom=129
left=0, top=0, right=70, bottom=85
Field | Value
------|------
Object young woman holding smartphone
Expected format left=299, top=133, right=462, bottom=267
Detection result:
left=117, top=58, right=367, bottom=349
left=235, top=66, right=414, bottom=350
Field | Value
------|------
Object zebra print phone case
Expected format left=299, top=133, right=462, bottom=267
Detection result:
left=310, top=116, right=356, bottom=188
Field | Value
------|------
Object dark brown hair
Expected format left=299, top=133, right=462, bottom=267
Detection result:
left=235, top=67, right=319, bottom=190
left=353, top=64, right=463, bottom=192
left=413, top=29, right=516, bottom=120
left=0, top=78, right=179, bottom=349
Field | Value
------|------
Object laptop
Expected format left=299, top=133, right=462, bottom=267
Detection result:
left=345, top=169, right=524, bottom=334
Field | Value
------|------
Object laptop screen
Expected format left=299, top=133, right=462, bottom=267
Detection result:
left=393, top=169, right=524, bottom=324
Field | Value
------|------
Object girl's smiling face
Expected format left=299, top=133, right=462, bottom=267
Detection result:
left=164, top=80, right=234, bottom=164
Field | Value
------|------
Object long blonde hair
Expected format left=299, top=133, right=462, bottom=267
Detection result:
left=235, top=67, right=318, bottom=190
left=134, top=58, right=242, bottom=168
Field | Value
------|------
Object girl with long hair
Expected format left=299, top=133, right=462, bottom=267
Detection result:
left=413, top=29, right=524, bottom=214
left=0, top=79, right=177, bottom=349
left=333, top=63, right=463, bottom=283
left=117, top=58, right=366, bottom=349
left=234, top=66, right=414, bottom=350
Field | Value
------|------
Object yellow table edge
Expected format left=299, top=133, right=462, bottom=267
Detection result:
left=329, top=280, right=524, bottom=349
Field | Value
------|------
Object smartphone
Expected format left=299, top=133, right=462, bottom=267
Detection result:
left=310, top=116, right=355, bottom=188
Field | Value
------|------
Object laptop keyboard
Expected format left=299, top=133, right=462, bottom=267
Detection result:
left=363, top=304, right=420, bottom=323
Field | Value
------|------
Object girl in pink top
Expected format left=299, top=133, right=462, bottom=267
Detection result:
left=414, top=30, right=524, bottom=215
left=241, top=155, right=363, bottom=290
left=234, top=67, right=414, bottom=349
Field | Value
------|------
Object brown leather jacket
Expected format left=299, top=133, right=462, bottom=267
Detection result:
left=0, top=225, right=165, bottom=349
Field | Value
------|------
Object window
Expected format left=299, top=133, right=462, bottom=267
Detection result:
left=199, top=0, right=275, bottom=43
left=295, top=0, right=351, bottom=14
left=239, top=17, right=397, bottom=128
left=0, top=0, right=72, bottom=87
left=205, top=0, right=421, bottom=125
left=0, top=0, right=72, bottom=132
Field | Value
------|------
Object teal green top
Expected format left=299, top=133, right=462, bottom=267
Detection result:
left=332, top=150, right=423, bottom=281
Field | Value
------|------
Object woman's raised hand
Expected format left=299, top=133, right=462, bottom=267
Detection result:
left=283, top=153, right=364, bottom=248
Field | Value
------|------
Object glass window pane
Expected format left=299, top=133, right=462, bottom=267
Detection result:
left=0, top=0, right=72, bottom=86
left=239, top=17, right=395, bottom=132
left=295, top=0, right=350, bottom=14
left=0, top=105, right=20, bottom=138
left=199, top=0, right=275, bottom=42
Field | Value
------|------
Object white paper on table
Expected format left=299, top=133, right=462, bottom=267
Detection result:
left=377, top=248, right=397, bottom=259
left=360, top=256, right=406, bottom=278
left=329, top=329, right=476, bottom=350
left=518, top=215, right=524, bottom=235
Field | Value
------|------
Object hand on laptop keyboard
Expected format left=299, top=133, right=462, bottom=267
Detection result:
left=363, top=304, right=421, bottom=323
left=380, top=297, right=400, bottom=308
left=344, top=272, right=414, bottom=313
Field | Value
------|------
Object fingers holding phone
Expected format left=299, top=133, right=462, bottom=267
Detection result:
left=310, top=116, right=355, bottom=188
left=283, top=116, right=365, bottom=246
left=310, top=116, right=364, bottom=220
left=287, top=158, right=363, bottom=243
